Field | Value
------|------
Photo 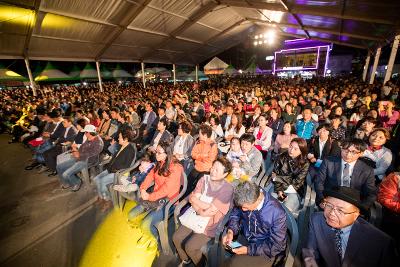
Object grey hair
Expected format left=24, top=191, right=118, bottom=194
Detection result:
left=233, top=181, right=260, bottom=207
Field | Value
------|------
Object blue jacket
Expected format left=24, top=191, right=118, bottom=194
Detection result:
left=227, top=189, right=287, bottom=258
left=295, top=119, right=318, bottom=140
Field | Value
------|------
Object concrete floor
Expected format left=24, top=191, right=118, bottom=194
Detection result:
left=0, top=134, right=105, bottom=267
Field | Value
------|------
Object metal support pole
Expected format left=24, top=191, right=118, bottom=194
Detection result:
left=173, top=64, right=176, bottom=86
left=369, top=47, right=381, bottom=84
left=362, top=52, right=371, bottom=82
left=95, top=61, right=103, bottom=92
left=384, top=35, right=400, bottom=84
left=141, top=62, right=146, bottom=88
left=195, top=65, right=199, bottom=83
left=24, top=58, right=37, bottom=96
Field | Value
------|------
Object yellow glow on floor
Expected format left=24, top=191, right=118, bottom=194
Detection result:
left=79, top=201, right=158, bottom=267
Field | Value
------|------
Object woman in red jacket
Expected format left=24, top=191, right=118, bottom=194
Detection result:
left=378, top=172, right=400, bottom=248
left=128, top=141, right=183, bottom=238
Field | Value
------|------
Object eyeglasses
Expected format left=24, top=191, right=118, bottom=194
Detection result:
left=341, top=148, right=360, bottom=156
left=322, top=201, right=358, bottom=216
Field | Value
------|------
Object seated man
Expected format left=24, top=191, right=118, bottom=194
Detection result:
left=235, top=133, right=263, bottom=180
left=316, top=138, right=376, bottom=208
left=222, top=181, right=287, bottom=267
left=303, top=186, right=397, bottom=267
left=56, top=125, right=104, bottom=192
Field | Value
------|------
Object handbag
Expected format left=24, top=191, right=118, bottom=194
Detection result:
left=179, top=176, right=213, bottom=234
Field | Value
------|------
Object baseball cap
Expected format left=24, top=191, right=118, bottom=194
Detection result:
left=83, top=124, right=97, bottom=133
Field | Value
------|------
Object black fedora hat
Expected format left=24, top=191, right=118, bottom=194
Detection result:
left=323, top=186, right=368, bottom=213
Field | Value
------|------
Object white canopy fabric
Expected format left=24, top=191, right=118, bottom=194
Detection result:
left=0, top=66, right=26, bottom=80
left=80, top=64, right=98, bottom=78
left=1, top=0, right=399, bottom=65
left=34, top=62, right=70, bottom=81
left=224, top=65, right=238, bottom=75
left=204, top=57, right=228, bottom=74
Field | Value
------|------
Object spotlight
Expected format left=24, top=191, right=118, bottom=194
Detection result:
left=255, top=35, right=259, bottom=39
left=254, top=41, right=258, bottom=46
left=258, top=41, right=262, bottom=45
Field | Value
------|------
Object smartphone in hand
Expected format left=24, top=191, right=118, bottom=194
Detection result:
left=226, top=241, right=242, bottom=252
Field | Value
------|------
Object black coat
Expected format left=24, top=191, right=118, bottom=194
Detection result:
left=106, top=143, right=136, bottom=173
left=316, top=156, right=377, bottom=207
left=273, top=152, right=310, bottom=196
left=304, top=212, right=397, bottom=267
left=308, top=137, right=341, bottom=161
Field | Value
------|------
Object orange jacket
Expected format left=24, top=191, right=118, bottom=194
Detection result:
left=140, top=162, right=183, bottom=202
left=378, top=173, right=400, bottom=213
left=191, top=139, right=218, bottom=172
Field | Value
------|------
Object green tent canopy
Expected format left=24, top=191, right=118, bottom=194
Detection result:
left=34, top=62, right=71, bottom=82
left=0, top=64, right=27, bottom=81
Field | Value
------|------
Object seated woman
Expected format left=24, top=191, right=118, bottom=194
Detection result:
left=148, top=117, right=174, bottom=153
left=173, top=157, right=234, bottom=266
left=363, top=127, right=393, bottom=183
left=208, top=114, right=224, bottom=141
left=186, top=124, right=218, bottom=197
left=252, top=113, right=273, bottom=159
left=93, top=129, right=136, bottom=211
left=271, top=138, right=309, bottom=212
left=224, top=113, right=245, bottom=142
left=273, top=121, right=297, bottom=155
left=173, top=121, right=195, bottom=166
left=128, top=141, right=183, bottom=238
left=226, top=137, right=246, bottom=182
left=113, top=152, right=154, bottom=193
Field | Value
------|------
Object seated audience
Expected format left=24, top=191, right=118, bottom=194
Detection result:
left=363, top=127, right=393, bottom=182
left=173, top=157, right=234, bottom=266
left=224, top=113, right=245, bottom=142
left=307, top=124, right=341, bottom=182
left=56, top=125, right=104, bottom=192
left=303, top=186, right=397, bottom=267
left=252, top=113, right=273, bottom=158
left=94, top=129, right=136, bottom=211
left=186, top=124, right=218, bottom=196
left=295, top=108, right=318, bottom=141
left=222, top=181, right=287, bottom=267
left=272, top=138, right=309, bottom=212
left=316, top=138, right=376, bottom=208
left=128, top=141, right=182, bottom=238
left=236, top=133, right=263, bottom=180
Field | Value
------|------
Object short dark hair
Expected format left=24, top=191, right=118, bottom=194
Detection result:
left=214, top=156, right=232, bottom=175
left=76, top=118, right=87, bottom=128
left=199, top=124, right=213, bottom=138
left=341, top=138, right=367, bottom=152
left=240, top=133, right=255, bottom=144
left=317, top=123, right=332, bottom=133
left=233, top=181, right=260, bottom=207
left=159, top=117, right=169, bottom=128
left=120, top=128, right=134, bottom=142
left=363, top=116, right=378, bottom=125
left=179, top=121, right=192, bottom=134
left=110, top=107, right=120, bottom=113
left=209, top=114, right=220, bottom=125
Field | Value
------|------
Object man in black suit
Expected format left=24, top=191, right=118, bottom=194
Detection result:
left=303, top=186, right=397, bottom=267
left=308, top=124, right=341, bottom=182
left=220, top=104, right=234, bottom=131
left=316, top=138, right=376, bottom=208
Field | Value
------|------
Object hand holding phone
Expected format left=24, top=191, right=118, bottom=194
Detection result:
left=226, top=241, right=242, bottom=252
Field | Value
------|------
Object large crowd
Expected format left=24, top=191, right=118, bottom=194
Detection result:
left=1, top=75, right=399, bottom=266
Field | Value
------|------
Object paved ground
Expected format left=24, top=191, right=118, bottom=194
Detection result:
left=0, top=134, right=105, bottom=267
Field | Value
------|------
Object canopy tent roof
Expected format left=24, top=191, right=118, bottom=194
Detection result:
left=1, top=0, right=399, bottom=65
left=204, top=57, right=229, bottom=74
left=112, top=64, right=133, bottom=78
left=34, top=62, right=71, bottom=81
left=0, top=64, right=27, bottom=80
left=224, top=64, right=238, bottom=75
left=80, top=63, right=98, bottom=78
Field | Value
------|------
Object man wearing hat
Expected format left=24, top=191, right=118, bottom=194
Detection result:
left=56, top=125, right=103, bottom=192
left=303, top=186, right=397, bottom=267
